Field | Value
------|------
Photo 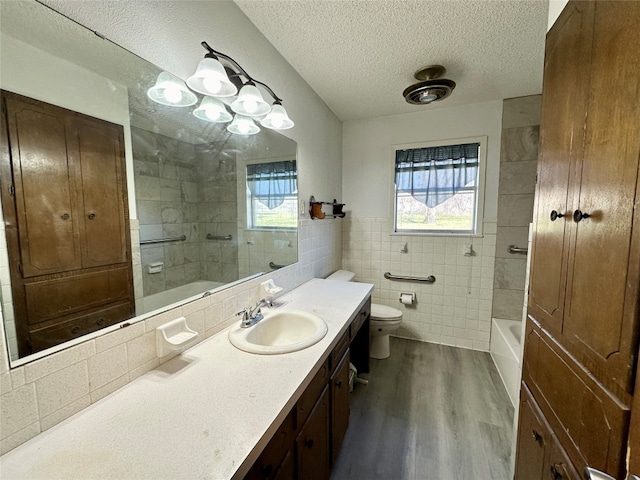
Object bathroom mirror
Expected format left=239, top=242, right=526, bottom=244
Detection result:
left=0, top=1, right=298, bottom=364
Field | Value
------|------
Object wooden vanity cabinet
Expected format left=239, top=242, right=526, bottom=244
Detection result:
left=245, top=296, right=371, bottom=480
left=0, top=90, right=134, bottom=356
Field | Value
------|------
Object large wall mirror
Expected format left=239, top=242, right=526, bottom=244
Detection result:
left=0, top=1, right=298, bottom=365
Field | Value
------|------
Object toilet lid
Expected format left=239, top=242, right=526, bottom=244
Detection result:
left=371, top=303, right=403, bottom=321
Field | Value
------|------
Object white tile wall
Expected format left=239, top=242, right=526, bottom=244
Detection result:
left=343, top=217, right=497, bottom=351
left=0, top=218, right=342, bottom=455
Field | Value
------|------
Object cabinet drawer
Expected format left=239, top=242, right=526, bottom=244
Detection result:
left=330, top=331, right=349, bottom=372
left=25, top=267, right=131, bottom=323
left=349, top=300, right=369, bottom=339
left=29, top=302, right=133, bottom=352
left=297, top=359, right=329, bottom=428
left=523, top=316, right=630, bottom=479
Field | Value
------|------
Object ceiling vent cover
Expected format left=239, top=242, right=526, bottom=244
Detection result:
left=403, top=65, right=456, bottom=105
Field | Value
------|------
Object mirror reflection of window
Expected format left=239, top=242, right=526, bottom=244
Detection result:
left=246, top=161, right=297, bottom=230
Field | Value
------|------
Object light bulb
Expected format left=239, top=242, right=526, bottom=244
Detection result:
left=163, top=84, right=182, bottom=103
left=205, top=108, right=221, bottom=121
left=203, top=76, right=222, bottom=95
left=243, top=99, right=258, bottom=114
left=238, top=121, right=251, bottom=134
left=271, top=116, right=284, bottom=129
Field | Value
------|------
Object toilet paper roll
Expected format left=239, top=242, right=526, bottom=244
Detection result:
left=399, top=293, right=414, bottom=305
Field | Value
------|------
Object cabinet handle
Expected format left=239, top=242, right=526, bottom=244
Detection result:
left=336, top=380, right=343, bottom=388
left=71, top=326, right=81, bottom=335
left=550, top=464, right=564, bottom=480
left=304, top=438, right=314, bottom=449
left=96, top=318, right=105, bottom=326
left=531, top=429, right=543, bottom=444
left=573, top=209, right=590, bottom=223
left=88, top=212, right=96, bottom=220
left=60, top=213, right=70, bottom=220
left=550, top=210, right=564, bottom=221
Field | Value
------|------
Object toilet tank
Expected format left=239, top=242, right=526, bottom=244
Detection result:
left=326, top=270, right=355, bottom=282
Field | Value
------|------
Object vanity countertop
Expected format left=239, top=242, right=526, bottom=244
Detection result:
left=0, top=278, right=373, bottom=480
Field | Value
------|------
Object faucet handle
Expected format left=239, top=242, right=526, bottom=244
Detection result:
left=236, top=308, right=250, bottom=319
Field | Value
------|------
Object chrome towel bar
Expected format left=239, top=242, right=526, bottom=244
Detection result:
left=507, top=245, right=528, bottom=254
left=140, top=235, right=186, bottom=245
left=206, top=234, right=233, bottom=241
left=384, top=272, right=436, bottom=283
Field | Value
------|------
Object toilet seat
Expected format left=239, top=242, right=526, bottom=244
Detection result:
left=371, top=303, right=402, bottom=322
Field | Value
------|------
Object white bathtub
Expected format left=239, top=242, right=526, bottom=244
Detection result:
left=490, top=318, right=522, bottom=407
left=139, top=280, right=223, bottom=315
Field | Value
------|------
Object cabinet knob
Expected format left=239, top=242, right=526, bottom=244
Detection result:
left=531, top=429, right=542, bottom=444
left=550, top=210, right=564, bottom=222
left=88, top=212, right=96, bottom=220
left=71, top=326, right=81, bottom=335
left=550, top=464, right=564, bottom=480
left=304, top=438, right=314, bottom=449
left=96, top=318, right=105, bottom=326
left=259, top=465, right=273, bottom=476
left=336, top=380, right=343, bottom=388
left=60, top=213, right=70, bottom=220
left=573, top=209, right=590, bottom=223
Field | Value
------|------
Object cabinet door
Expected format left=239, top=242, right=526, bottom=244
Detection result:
left=331, top=351, right=350, bottom=464
left=561, top=0, right=640, bottom=396
left=74, top=116, right=129, bottom=268
left=296, top=387, right=329, bottom=480
left=3, top=91, right=82, bottom=276
left=514, top=384, right=548, bottom=480
left=528, top=1, right=594, bottom=334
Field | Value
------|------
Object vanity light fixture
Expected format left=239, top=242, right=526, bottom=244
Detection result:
left=147, top=72, right=197, bottom=107
left=186, top=56, right=238, bottom=97
left=193, top=96, right=233, bottom=123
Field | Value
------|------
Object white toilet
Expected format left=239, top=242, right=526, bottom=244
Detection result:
left=326, top=270, right=403, bottom=359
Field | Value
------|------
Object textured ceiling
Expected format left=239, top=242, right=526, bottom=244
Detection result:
left=234, top=0, right=548, bottom=121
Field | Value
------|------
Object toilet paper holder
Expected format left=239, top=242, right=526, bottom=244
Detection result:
left=399, top=292, right=416, bottom=305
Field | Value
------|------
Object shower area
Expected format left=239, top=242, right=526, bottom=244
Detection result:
left=490, top=95, right=541, bottom=406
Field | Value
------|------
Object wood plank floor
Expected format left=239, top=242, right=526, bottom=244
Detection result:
left=331, top=337, right=514, bottom=480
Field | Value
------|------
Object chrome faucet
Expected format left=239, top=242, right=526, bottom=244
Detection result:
left=237, top=298, right=273, bottom=328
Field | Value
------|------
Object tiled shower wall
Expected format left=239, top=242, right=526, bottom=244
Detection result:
left=492, top=96, right=541, bottom=320
left=342, top=217, right=497, bottom=351
left=132, top=127, right=239, bottom=297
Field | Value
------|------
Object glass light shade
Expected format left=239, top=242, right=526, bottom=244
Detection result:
left=227, top=114, right=260, bottom=135
left=260, top=104, right=294, bottom=130
left=186, top=57, right=237, bottom=97
left=230, top=84, right=271, bottom=117
left=147, top=72, right=197, bottom=107
left=193, top=97, right=233, bottom=123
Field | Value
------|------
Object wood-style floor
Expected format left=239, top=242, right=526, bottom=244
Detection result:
left=331, top=337, right=514, bottom=480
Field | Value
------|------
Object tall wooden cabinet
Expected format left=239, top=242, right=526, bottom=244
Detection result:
left=1, top=91, right=135, bottom=356
left=517, top=1, right=640, bottom=479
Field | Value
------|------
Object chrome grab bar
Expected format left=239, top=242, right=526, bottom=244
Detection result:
left=507, top=245, right=528, bottom=254
left=206, top=234, right=232, bottom=241
left=140, top=235, right=186, bottom=245
left=269, top=261, right=286, bottom=269
left=384, top=272, right=436, bottom=283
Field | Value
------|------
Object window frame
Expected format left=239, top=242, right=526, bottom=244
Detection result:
left=244, top=158, right=298, bottom=231
left=391, top=136, right=487, bottom=237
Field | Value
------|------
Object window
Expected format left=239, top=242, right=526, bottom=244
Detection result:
left=393, top=139, right=485, bottom=235
left=246, top=160, right=297, bottom=229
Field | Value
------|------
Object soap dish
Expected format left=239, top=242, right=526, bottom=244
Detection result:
left=156, top=317, right=199, bottom=357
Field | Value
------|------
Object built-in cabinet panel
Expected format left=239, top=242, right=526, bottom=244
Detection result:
left=330, top=351, right=350, bottom=464
left=519, top=1, right=640, bottom=478
left=1, top=90, right=134, bottom=356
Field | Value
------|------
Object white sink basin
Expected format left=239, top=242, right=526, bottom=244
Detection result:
left=228, top=310, right=328, bottom=354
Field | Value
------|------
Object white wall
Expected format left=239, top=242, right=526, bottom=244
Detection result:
left=342, top=101, right=502, bottom=350
left=548, top=0, right=569, bottom=31
left=0, top=0, right=343, bottom=455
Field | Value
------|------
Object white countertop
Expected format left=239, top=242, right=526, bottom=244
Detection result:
left=0, top=278, right=373, bottom=480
